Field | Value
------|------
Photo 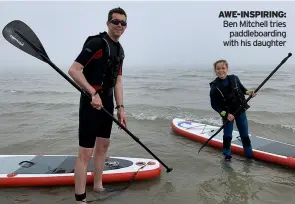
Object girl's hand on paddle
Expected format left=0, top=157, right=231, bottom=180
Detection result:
left=227, top=114, right=235, bottom=121
left=91, top=94, right=103, bottom=110
left=117, top=108, right=127, bottom=129
left=250, top=91, right=257, bottom=97
left=247, top=90, right=257, bottom=97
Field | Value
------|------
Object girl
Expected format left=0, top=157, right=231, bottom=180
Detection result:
left=209, top=59, right=257, bottom=161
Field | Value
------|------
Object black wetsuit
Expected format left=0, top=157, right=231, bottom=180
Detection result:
left=75, top=31, right=124, bottom=148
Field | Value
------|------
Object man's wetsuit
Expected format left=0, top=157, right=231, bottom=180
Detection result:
left=75, top=31, right=124, bottom=148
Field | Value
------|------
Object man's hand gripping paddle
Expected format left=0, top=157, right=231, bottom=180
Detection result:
left=2, top=20, right=173, bottom=173
left=198, top=52, right=292, bottom=153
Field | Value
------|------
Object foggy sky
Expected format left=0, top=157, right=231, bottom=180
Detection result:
left=0, top=1, right=294, bottom=72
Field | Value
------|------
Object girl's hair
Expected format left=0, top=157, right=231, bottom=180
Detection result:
left=213, top=59, right=228, bottom=70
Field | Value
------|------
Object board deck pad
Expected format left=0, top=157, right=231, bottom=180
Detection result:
left=171, top=118, right=295, bottom=168
left=0, top=155, right=162, bottom=187
left=0, top=156, right=132, bottom=175
left=205, top=128, right=295, bottom=158
left=232, top=136, right=295, bottom=157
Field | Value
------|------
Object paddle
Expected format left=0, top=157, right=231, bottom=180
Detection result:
left=198, top=52, right=292, bottom=153
left=2, top=20, right=173, bottom=173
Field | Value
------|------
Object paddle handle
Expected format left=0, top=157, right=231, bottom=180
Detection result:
left=246, top=52, right=292, bottom=103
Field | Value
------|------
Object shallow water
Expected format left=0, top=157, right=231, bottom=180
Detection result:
left=0, top=66, right=295, bottom=203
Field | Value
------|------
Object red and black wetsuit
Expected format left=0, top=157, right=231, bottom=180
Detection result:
left=75, top=31, right=124, bottom=148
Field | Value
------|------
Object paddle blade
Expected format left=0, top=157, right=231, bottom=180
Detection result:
left=2, top=20, right=49, bottom=62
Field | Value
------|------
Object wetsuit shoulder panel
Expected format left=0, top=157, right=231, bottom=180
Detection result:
left=75, top=36, right=105, bottom=67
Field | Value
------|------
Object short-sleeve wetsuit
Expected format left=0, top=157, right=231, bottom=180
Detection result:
left=74, top=31, right=124, bottom=148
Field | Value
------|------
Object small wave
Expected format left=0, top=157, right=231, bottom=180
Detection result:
left=126, top=105, right=205, bottom=122
left=127, top=109, right=295, bottom=134
left=130, top=112, right=159, bottom=121
left=259, top=87, right=281, bottom=93
left=179, top=74, right=200, bottom=78
left=4, top=101, right=78, bottom=110
left=126, top=85, right=180, bottom=91
left=129, top=112, right=222, bottom=126
left=281, top=125, right=295, bottom=132
left=145, top=86, right=180, bottom=91
left=3, top=89, right=74, bottom=96
left=124, top=75, right=151, bottom=79
left=246, top=87, right=289, bottom=93
left=261, top=87, right=279, bottom=92
left=124, top=105, right=223, bottom=127
left=122, top=105, right=295, bottom=133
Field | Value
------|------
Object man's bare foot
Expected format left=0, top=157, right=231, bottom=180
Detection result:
left=76, top=199, right=87, bottom=203
left=93, top=187, right=105, bottom=192
left=93, top=181, right=104, bottom=192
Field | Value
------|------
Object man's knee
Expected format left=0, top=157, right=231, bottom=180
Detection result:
left=78, top=147, right=93, bottom=162
left=95, top=137, right=110, bottom=154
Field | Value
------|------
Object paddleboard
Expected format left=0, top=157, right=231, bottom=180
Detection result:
left=171, top=118, right=295, bottom=168
left=0, top=155, right=162, bottom=187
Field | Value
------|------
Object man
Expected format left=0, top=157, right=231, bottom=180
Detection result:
left=68, top=7, right=128, bottom=204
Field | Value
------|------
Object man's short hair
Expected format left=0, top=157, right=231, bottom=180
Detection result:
left=108, top=7, right=127, bottom=21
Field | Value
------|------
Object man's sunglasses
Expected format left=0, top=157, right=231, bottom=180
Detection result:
left=109, top=19, right=127, bottom=26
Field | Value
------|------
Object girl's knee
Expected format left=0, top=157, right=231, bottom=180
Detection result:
left=240, top=136, right=251, bottom=147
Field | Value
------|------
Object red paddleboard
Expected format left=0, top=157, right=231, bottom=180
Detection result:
left=171, top=118, right=295, bottom=168
left=0, top=155, right=162, bottom=187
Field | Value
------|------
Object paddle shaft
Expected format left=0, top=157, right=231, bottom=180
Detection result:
left=198, top=53, right=292, bottom=153
left=14, top=30, right=173, bottom=172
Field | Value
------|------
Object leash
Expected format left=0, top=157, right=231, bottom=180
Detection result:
left=87, top=161, right=150, bottom=203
